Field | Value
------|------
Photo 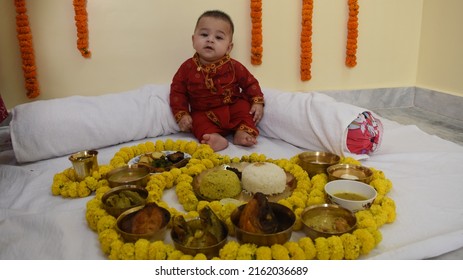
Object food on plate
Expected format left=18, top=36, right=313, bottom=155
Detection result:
left=136, top=151, right=188, bottom=172
left=119, top=202, right=170, bottom=234
left=172, top=206, right=227, bottom=248
left=238, top=192, right=279, bottom=234
left=105, top=190, right=145, bottom=208
left=241, top=162, right=286, bottom=195
left=199, top=169, right=242, bottom=200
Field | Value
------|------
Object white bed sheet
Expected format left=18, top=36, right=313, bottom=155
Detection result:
left=1, top=116, right=463, bottom=260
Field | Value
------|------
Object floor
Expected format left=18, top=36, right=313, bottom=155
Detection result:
left=373, top=106, right=463, bottom=147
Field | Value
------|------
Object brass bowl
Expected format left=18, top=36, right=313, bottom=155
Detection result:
left=301, top=204, right=357, bottom=239
left=116, top=203, right=171, bottom=243
left=101, top=185, right=148, bottom=218
left=298, top=151, right=341, bottom=178
left=327, top=164, right=373, bottom=184
left=230, top=202, right=295, bottom=246
left=106, top=165, right=150, bottom=188
left=171, top=217, right=228, bottom=259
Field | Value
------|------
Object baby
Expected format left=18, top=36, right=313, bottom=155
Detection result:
left=169, top=10, right=264, bottom=151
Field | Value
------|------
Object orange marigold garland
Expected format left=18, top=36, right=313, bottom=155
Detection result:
left=300, top=0, right=313, bottom=81
left=14, top=0, right=40, bottom=99
left=345, top=0, right=359, bottom=67
left=250, top=0, right=263, bottom=65
left=73, top=0, right=91, bottom=58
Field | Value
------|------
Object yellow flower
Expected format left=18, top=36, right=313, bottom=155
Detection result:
left=284, top=241, right=305, bottom=260
left=255, top=246, right=272, bottom=260
left=327, top=236, right=344, bottom=260
left=180, top=254, right=194, bottom=260
left=315, top=238, right=330, bottom=260
left=219, top=241, right=240, bottom=260
left=184, top=141, right=198, bottom=155
left=340, top=157, right=361, bottom=165
left=271, top=244, right=290, bottom=260
left=108, top=239, right=124, bottom=260
left=167, top=250, right=185, bottom=260
left=96, top=215, right=116, bottom=233
left=98, top=229, right=120, bottom=255
left=193, top=253, right=207, bottom=260
left=292, top=207, right=304, bottom=231
left=236, top=243, right=257, bottom=260
left=371, top=178, right=393, bottom=195
left=119, top=243, right=135, bottom=260
left=86, top=207, right=107, bottom=231
left=149, top=240, right=168, bottom=260
left=145, top=141, right=156, bottom=152
left=355, top=210, right=378, bottom=231
left=354, top=228, right=376, bottom=255
left=134, top=239, right=150, bottom=260
left=340, top=233, right=360, bottom=260
left=298, top=237, right=316, bottom=260
left=155, top=140, right=165, bottom=151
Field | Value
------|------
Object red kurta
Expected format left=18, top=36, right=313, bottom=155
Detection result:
left=170, top=54, right=264, bottom=140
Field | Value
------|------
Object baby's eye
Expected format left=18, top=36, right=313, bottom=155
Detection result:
left=200, top=33, right=208, bottom=37
left=215, top=36, right=224, bottom=40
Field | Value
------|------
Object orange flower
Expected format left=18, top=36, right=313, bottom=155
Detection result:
left=300, top=0, right=314, bottom=81
left=14, top=0, right=39, bottom=98
left=73, top=0, right=91, bottom=58
left=250, top=0, right=263, bottom=65
left=345, top=0, right=359, bottom=67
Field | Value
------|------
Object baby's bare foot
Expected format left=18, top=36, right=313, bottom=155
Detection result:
left=233, top=130, right=257, bottom=147
left=201, top=133, right=229, bottom=151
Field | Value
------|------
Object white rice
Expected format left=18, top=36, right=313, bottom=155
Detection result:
left=241, top=162, right=286, bottom=195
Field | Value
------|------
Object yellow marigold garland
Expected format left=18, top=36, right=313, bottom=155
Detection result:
left=345, top=0, right=359, bottom=67
left=78, top=139, right=397, bottom=260
left=73, top=0, right=91, bottom=58
left=250, top=0, right=263, bottom=65
left=300, top=0, right=314, bottom=81
left=14, top=0, right=40, bottom=99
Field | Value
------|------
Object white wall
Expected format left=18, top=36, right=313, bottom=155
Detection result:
left=416, top=0, right=463, bottom=96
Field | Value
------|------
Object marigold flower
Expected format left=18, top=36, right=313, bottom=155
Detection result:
left=285, top=241, right=306, bottom=260
left=255, top=246, right=272, bottom=260
left=298, top=237, right=316, bottom=260
left=73, top=0, right=91, bottom=58
left=236, top=244, right=257, bottom=260
left=300, top=0, right=314, bottom=81
left=14, top=0, right=39, bottom=98
left=345, top=0, right=359, bottom=67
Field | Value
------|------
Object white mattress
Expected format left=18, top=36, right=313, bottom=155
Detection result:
left=1, top=86, right=463, bottom=260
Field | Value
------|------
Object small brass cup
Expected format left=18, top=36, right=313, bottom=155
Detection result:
left=69, top=150, right=99, bottom=181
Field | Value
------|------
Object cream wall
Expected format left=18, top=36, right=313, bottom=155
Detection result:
left=0, top=0, right=452, bottom=109
left=416, top=0, right=463, bottom=96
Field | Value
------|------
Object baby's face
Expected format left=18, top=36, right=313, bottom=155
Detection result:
left=192, top=16, right=233, bottom=64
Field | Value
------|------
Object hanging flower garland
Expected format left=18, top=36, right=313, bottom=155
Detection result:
left=300, top=0, right=313, bottom=81
left=73, top=0, right=91, bottom=58
left=14, top=0, right=40, bottom=99
left=75, top=139, right=396, bottom=260
left=250, top=0, right=263, bottom=65
left=345, top=0, right=359, bottom=67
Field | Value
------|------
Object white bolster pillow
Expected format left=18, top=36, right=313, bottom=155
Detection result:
left=10, top=84, right=179, bottom=163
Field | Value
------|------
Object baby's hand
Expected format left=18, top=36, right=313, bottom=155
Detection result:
left=250, top=103, right=264, bottom=124
left=178, top=115, right=193, bottom=132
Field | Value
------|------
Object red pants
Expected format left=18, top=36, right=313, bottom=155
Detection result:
left=191, top=99, right=258, bottom=140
